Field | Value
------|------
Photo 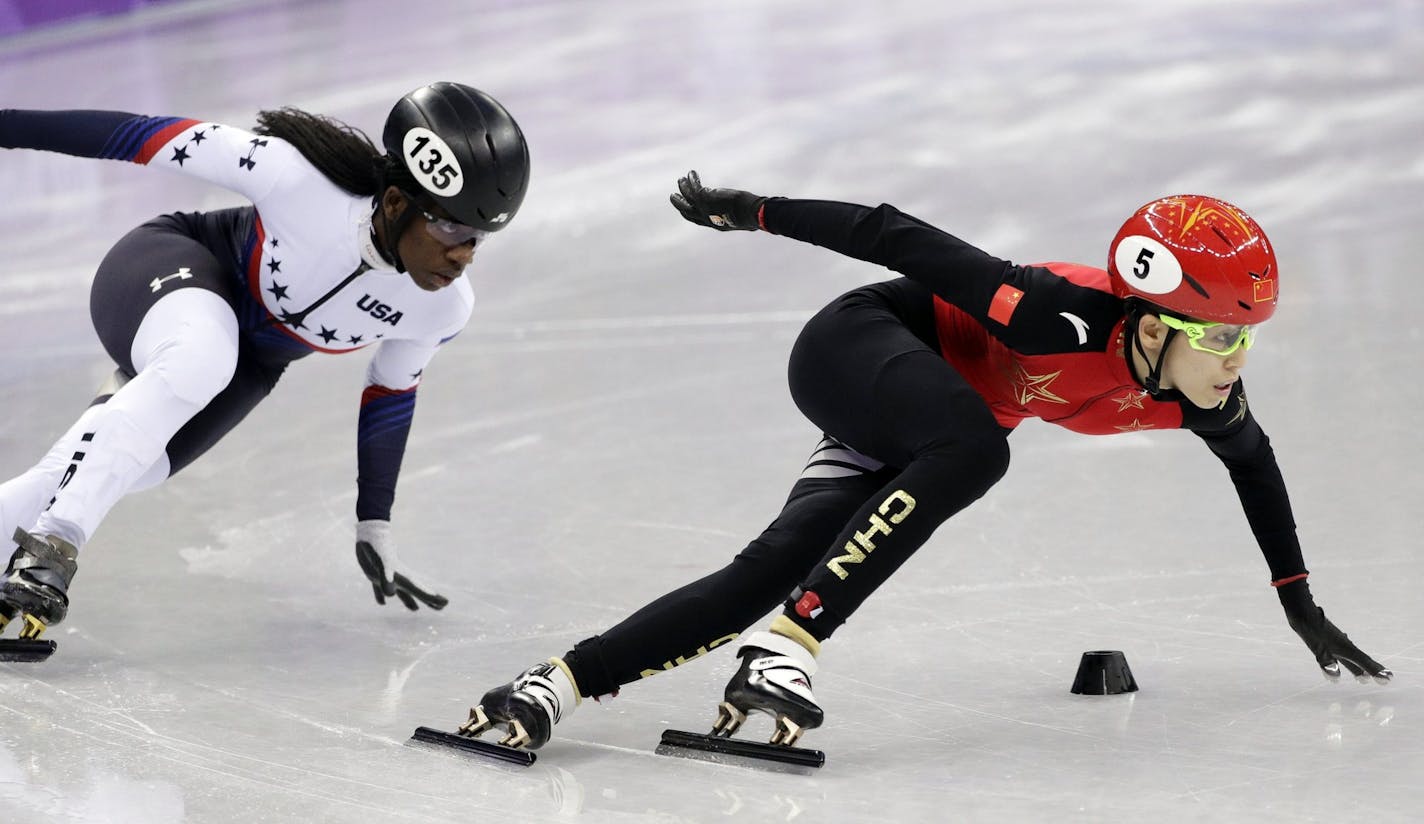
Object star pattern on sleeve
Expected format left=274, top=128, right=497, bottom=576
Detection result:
left=1114, top=418, right=1156, bottom=432
left=168, top=126, right=218, bottom=168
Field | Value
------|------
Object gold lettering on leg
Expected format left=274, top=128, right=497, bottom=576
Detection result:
left=826, top=540, right=866, bottom=580
left=827, top=489, right=917, bottom=580
left=881, top=489, right=916, bottom=524
left=637, top=632, right=739, bottom=679
left=853, top=513, right=892, bottom=551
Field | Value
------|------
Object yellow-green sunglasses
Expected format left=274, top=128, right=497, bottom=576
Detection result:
left=1158, top=313, right=1254, bottom=356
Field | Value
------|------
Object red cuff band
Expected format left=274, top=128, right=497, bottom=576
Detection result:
left=757, top=202, right=769, bottom=232
left=1270, top=573, right=1309, bottom=587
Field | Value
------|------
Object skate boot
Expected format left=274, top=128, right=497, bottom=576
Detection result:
left=457, top=659, right=581, bottom=750
left=713, top=630, right=822, bottom=746
left=0, top=528, right=79, bottom=641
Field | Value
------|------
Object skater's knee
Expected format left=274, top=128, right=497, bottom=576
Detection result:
left=920, top=432, right=1010, bottom=489
left=966, top=434, right=1011, bottom=486
left=142, top=326, right=238, bottom=405
left=131, top=290, right=239, bottom=405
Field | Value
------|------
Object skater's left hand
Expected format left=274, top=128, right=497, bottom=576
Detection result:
left=354, top=520, right=448, bottom=611
left=1276, top=578, right=1389, bottom=684
left=670, top=170, right=767, bottom=232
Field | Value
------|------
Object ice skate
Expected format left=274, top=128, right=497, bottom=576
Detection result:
left=463, top=659, right=581, bottom=748
left=714, top=631, right=823, bottom=745
left=410, top=659, right=580, bottom=766
left=0, top=528, right=79, bottom=662
left=657, top=631, right=826, bottom=769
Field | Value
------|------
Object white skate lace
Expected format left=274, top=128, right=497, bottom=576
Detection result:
left=519, top=672, right=564, bottom=723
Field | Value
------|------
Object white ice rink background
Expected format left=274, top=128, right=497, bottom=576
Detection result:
left=1, top=1, right=1421, bottom=821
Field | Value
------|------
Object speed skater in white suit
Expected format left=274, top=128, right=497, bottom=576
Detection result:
left=0, top=82, right=529, bottom=648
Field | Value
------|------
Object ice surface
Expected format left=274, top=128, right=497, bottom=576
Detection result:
left=1, top=1, right=1421, bottom=821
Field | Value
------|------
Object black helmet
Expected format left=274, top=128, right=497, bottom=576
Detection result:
left=382, top=82, right=529, bottom=232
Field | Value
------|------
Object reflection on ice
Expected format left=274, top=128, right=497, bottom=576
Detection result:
left=0, top=741, right=185, bottom=824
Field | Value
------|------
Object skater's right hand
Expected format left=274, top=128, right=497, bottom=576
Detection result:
left=354, top=520, right=448, bottom=611
left=670, top=170, right=767, bottom=232
left=1276, top=578, right=1390, bottom=684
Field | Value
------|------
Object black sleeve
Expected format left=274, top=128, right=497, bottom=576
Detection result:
left=1187, top=385, right=1307, bottom=581
left=761, top=198, right=1122, bottom=354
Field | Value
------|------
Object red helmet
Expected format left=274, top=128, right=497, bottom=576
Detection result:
left=1108, top=195, right=1278, bottom=324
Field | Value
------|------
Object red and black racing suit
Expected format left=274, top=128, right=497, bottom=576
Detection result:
left=561, top=199, right=1305, bottom=697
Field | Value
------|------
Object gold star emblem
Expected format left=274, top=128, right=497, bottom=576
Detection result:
left=1114, top=419, right=1155, bottom=432
left=1113, top=391, right=1146, bottom=412
left=1012, top=365, right=1067, bottom=406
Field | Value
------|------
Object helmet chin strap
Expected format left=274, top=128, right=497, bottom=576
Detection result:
left=371, top=161, right=418, bottom=273
left=1125, top=310, right=1178, bottom=398
left=373, top=199, right=417, bottom=274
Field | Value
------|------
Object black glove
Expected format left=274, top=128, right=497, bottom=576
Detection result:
left=354, top=520, right=448, bottom=611
left=669, top=170, right=766, bottom=231
left=1277, top=578, right=1389, bottom=684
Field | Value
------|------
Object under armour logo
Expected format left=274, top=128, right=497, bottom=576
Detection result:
left=238, top=138, right=268, bottom=170
left=150, top=267, right=194, bottom=293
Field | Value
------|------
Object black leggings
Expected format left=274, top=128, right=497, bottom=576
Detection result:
left=564, top=279, right=1011, bottom=698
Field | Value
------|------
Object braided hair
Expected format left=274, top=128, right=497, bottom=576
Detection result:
left=252, top=107, right=415, bottom=197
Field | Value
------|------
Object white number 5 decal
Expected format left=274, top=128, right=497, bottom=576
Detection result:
left=1113, top=235, right=1182, bottom=295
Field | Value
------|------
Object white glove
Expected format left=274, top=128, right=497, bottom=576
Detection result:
left=354, top=520, right=447, bottom=611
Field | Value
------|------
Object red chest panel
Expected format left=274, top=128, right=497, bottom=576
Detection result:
left=932, top=299, right=1184, bottom=435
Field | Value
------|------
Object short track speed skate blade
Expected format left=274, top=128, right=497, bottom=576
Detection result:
left=0, top=639, right=57, bottom=663
left=409, top=726, right=536, bottom=766
left=656, top=728, right=824, bottom=771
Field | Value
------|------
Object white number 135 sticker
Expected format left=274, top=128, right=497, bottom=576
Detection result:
left=402, top=127, right=464, bottom=195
